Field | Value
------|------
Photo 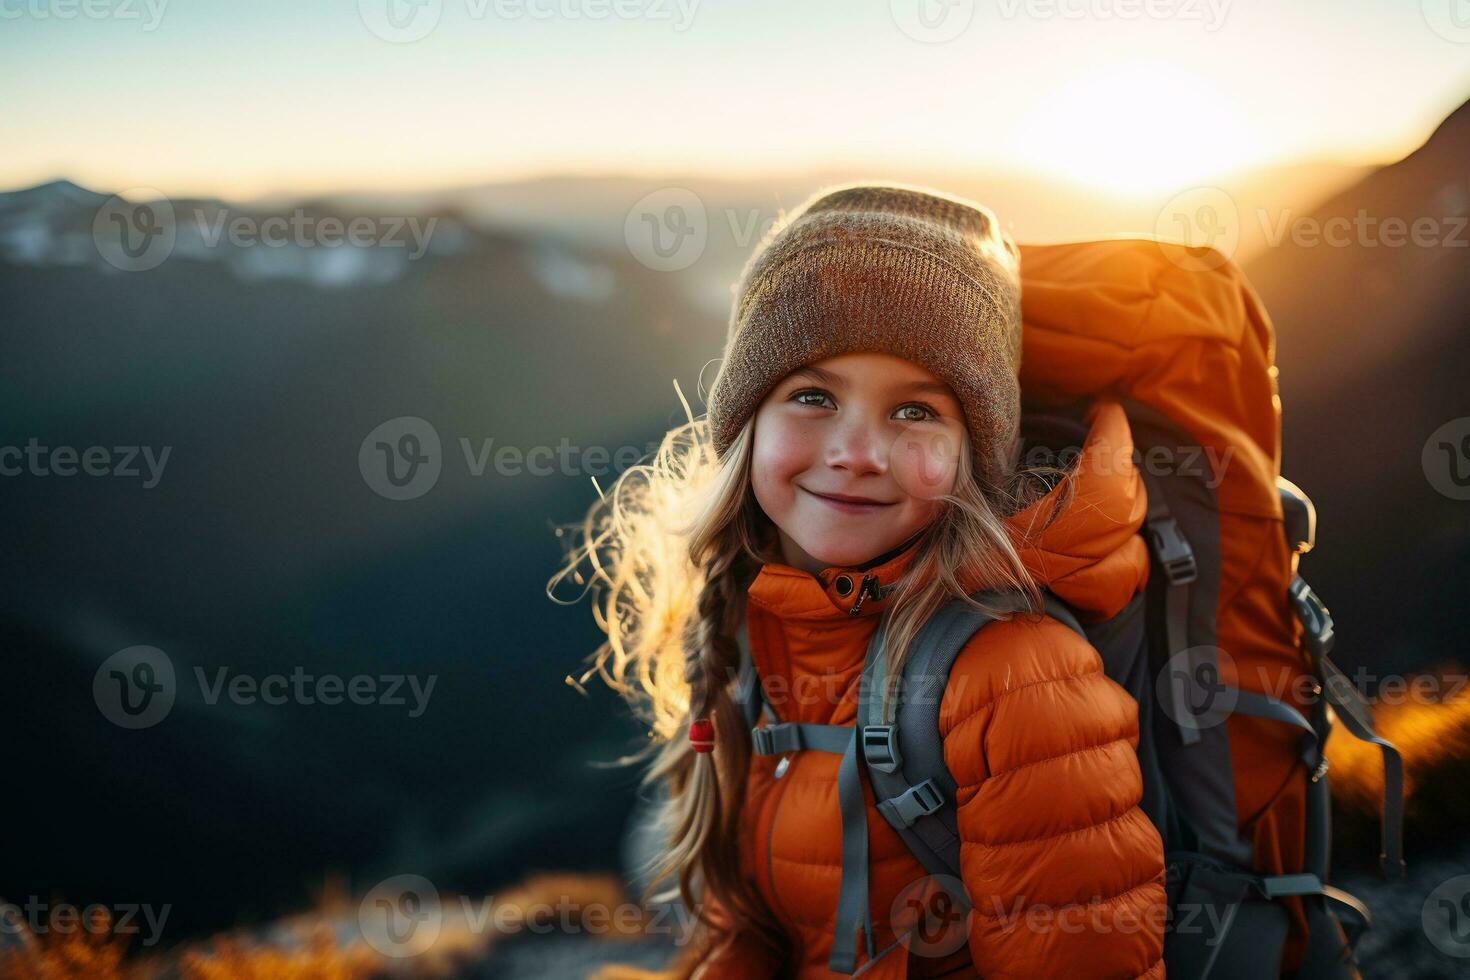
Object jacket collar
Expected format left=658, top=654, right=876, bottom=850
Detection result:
left=746, top=528, right=925, bottom=622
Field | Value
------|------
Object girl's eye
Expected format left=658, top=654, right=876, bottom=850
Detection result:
left=792, top=389, right=835, bottom=409
left=895, top=403, right=939, bottom=423
left=790, top=390, right=940, bottom=421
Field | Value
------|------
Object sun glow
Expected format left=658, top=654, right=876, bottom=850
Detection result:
left=1014, top=62, right=1265, bottom=198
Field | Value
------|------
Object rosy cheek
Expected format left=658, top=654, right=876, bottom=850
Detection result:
left=753, top=419, right=817, bottom=484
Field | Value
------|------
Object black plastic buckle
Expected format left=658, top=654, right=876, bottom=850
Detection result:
left=1148, top=517, right=1198, bottom=585
left=1289, top=575, right=1335, bottom=659
left=861, top=724, right=902, bottom=773
left=886, top=778, right=944, bottom=828
left=752, top=724, right=798, bottom=756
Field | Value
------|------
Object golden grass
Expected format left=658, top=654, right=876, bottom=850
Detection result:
left=1, top=871, right=664, bottom=979
left=1324, top=661, right=1470, bottom=812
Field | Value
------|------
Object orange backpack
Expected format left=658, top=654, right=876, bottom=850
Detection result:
left=1019, top=239, right=1402, bottom=975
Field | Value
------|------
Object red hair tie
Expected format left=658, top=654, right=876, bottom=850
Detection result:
left=688, top=717, right=715, bottom=753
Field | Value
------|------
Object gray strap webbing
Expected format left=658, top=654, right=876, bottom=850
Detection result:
left=1223, top=687, right=1329, bottom=880
left=1165, top=578, right=1200, bottom=746
left=1223, top=680, right=1405, bottom=883
left=738, top=616, right=852, bottom=757
left=737, top=614, right=881, bottom=974
left=1258, top=872, right=1326, bottom=898
left=856, top=590, right=1089, bottom=923
left=1140, top=468, right=1202, bottom=747
left=859, top=593, right=1006, bottom=912
left=1226, top=607, right=1406, bottom=877
left=830, top=724, right=875, bottom=974
left=1318, top=655, right=1406, bottom=876
left=734, top=617, right=775, bottom=729
left=751, top=721, right=851, bottom=756
left=1228, top=688, right=1317, bottom=744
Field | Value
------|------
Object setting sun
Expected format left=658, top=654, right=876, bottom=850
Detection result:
left=1015, top=61, right=1264, bottom=198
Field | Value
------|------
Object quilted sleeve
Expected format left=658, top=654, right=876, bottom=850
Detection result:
left=940, top=615, right=1167, bottom=979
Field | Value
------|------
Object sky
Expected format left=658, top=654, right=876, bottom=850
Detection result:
left=2, top=0, right=1469, bottom=200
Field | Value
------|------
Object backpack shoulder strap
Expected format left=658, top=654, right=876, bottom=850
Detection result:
left=857, top=589, right=1086, bottom=886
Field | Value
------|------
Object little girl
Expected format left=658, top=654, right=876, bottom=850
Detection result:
left=556, top=183, right=1167, bottom=979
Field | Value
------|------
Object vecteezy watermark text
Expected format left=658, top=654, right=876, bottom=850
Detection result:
left=359, top=416, right=663, bottom=500
left=93, top=191, right=439, bottom=272
left=93, top=646, right=437, bottom=729
left=0, top=0, right=167, bottom=29
left=0, top=439, right=170, bottom=488
left=0, top=897, right=171, bottom=948
left=358, top=0, right=700, bottom=43
left=195, top=666, right=436, bottom=718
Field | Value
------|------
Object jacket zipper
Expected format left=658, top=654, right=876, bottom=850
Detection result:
left=848, top=572, right=880, bottom=615
left=760, top=751, right=799, bottom=924
left=748, top=615, right=798, bottom=927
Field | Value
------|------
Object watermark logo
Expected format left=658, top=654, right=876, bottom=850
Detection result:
left=359, top=418, right=663, bottom=499
left=0, top=0, right=169, bottom=30
left=887, top=422, right=962, bottom=502
left=1423, top=874, right=1470, bottom=958
left=1422, top=417, right=1470, bottom=500
left=360, top=874, right=443, bottom=957
left=1257, top=208, right=1468, bottom=250
left=1422, top=0, right=1470, bottom=44
left=0, top=898, right=171, bottom=949
left=890, top=0, right=974, bottom=43
left=93, top=193, right=439, bottom=272
left=360, top=416, right=443, bottom=500
left=624, top=188, right=708, bottom=272
left=93, top=645, right=177, bottom=730
left=195, top=666, right=436, bottom=718
left=1154, top=645, right=1237, bottom=735
left=93, top=188, right=176, bottom=272
left=94, top=647, right=438, bottom=728
left=1155, top=190, right=1469, bottom=269
left=359, top=0, right=442, bottom=42
left=193, top=208, right=439, bottom=258
left=1153, top=186, right=1240, bottom=270
left=890, top=873, right=971, bottom=958
left=360, top=0, right=698, bottom=42
left=354, top=872, right=706, bottom=957
left=991, top=0, right=1229, bottom=31
left=0, top=439, right=171, bottom=487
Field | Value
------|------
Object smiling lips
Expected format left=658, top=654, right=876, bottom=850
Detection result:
left=801, top=486, right=896, bottom=513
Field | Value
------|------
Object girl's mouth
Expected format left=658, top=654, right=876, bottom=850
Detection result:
left=800, top=486, right=897, bottom=514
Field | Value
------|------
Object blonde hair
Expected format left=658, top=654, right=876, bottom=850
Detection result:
left=548, top=380, right=1076, bottom=978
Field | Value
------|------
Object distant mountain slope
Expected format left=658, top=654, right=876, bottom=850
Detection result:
left=1244, top=97, right=1470, bottom=680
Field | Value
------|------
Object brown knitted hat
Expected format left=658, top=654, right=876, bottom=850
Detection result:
left=705, top=181, right=1024, bottom=489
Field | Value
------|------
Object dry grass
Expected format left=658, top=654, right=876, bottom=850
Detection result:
left=0, top=871, right=666, bottom=979
left=1324, top=660, right=1470, bottom=853
left=0, top=910, right=377, bottom=980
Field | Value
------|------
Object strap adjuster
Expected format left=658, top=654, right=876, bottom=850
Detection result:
left=1256, top=872, right=1326, bottom=899
left=751, top=723, right=800, bottom=756
left=1289, top=575, right=1336, bottom=659
left=880, top=778, right=945, bottom=828
left=1147, top=517, right=1198, bottom=585
left=862, top=724, right=902, bottom=773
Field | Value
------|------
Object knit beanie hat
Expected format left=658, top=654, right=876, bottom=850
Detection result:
left=705, top=182, right=1024, bottom=489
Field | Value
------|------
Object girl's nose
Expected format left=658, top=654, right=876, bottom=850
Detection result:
left=826, top=417, right=887, bottom=474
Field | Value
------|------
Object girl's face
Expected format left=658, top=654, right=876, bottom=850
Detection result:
left=750, top=351, right=966, bottom=575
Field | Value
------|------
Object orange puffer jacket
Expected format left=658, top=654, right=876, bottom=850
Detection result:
left=702, top=399, right=1167, bottom=980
